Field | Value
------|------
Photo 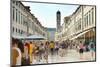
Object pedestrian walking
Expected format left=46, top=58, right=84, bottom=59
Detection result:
left=22, top=42, right=30, bottom=66
left=55, top=42, right=59, bottom=55
left=44, top=41, right=49, bottom=63
left=35, top=45, right=40, bottom=63
left=29, top=41, right=34, bottom=63
left=49, top=41, right=55, bottom=55
left=89, top=40, right=95, bottom=59
left=16, top=39, right=25, bottom=66
left=60, top=41, right=66, bottom=57
left=78, top=41, right=84, bottom=59
left=85, top=45, right=90, bottom=52
left=38, top=42, right=43, bottom=61
left=11, top=38, right=22, bottom=66
left=59, top=44, right=63, bottom=57
left=32, top=42, right=37, bottom=61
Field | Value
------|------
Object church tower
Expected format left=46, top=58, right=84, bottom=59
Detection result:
left=56, top=10, right=61, bottom=32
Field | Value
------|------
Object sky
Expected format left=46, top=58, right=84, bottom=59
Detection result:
left=22, top=1, right=79, bottom=28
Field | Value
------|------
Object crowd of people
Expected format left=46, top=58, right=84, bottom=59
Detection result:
left=11, top=38, right=51, bottom=66
left=11, top=38, right=96, bottom=66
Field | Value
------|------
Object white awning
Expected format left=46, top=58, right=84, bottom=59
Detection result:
left=70, top=30, right=90, bottom=40
left=12, top=34, right=46, bottom=40
left=12, top=34, right=27, bottom=39
left=26, top=35, right=46, bottom=40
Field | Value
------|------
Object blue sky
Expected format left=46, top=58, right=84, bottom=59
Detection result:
left=22, top=2, right=79, bottom=28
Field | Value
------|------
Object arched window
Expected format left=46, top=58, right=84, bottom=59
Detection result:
left=16, top=28, right=17, bottom=33
left=12, top=27, right=14, bottom=33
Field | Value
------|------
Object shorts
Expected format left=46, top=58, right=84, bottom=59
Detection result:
left=55, top=48, right=59, bottom=51
left=51, top=48, right=54, bottom=52
left=79, top=49, right=84, bottom=53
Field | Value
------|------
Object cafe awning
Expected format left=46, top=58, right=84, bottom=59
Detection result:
left=70, top=30, right=90, bottom=40
left=12, top=34, right=46, bottom=40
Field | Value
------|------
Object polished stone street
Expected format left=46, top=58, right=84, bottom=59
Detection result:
left=32, top=49, right=95, bottom=64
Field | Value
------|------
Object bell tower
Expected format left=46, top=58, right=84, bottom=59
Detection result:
left=56, top=10, right=61, bottom=32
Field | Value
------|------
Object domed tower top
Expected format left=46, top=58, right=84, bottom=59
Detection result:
left=56, top=10, right=61, bottom=32
left=57, top=10, right=61, bottom=14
